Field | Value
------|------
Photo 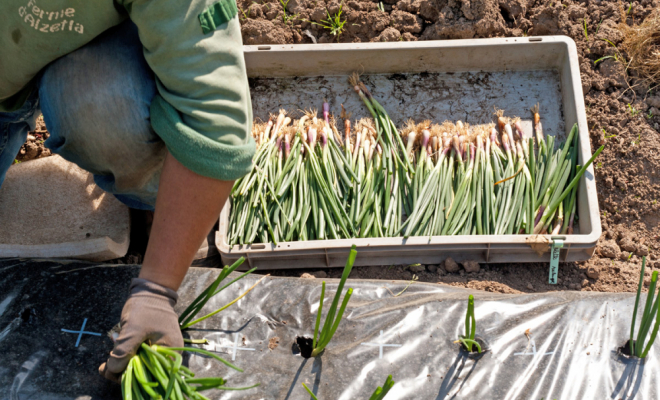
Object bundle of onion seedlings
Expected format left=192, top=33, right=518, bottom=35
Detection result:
left=228, top=75, right=603, bottom=245
left=119, top=259, right=264, bottom=399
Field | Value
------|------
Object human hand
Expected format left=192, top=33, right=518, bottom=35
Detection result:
left=98, top=278, right=183, bottom=382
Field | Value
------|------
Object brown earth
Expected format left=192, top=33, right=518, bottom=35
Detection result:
left=15, top=115, right=50, bottom=163
left=15, top=0, right=660, bottom=294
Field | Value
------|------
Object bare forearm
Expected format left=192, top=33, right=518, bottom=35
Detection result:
left=139, top=152, right=233, bottom=291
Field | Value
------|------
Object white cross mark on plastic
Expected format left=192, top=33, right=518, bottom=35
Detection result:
left=61, top=318, right=102, bottom=347
left=214, top=333, right=256, bottom=361
left=514, top=338, right=554, bottom=357
left=360, top=330, right=402, bottom=359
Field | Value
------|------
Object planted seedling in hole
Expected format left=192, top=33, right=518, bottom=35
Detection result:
left=119, top=258, right=266, bottom=398
left=302, top=375, right=394, bottom=399
left=626, top=256, right=660, bottom=358
left=455, top=295, right=481, bottom=353
left=307, top=244, right=357, bottom=357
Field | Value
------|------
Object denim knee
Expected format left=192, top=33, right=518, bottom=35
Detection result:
left=0, top=90, right=41, bottom=188
left=38, top=21, right=165, bottom=209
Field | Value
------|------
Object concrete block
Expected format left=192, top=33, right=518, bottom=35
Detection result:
left=0, top=156, right=129, bottom=261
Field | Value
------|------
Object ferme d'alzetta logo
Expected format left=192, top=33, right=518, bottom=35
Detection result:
left=18, top=0, right=84, bottom=34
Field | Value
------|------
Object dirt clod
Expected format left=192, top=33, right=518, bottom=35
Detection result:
left=462, top=260, right=480, bottom=274
left=268, top=336, right=280, bottom=351
left=599, top=240, right=621, bottom=259
left=408, top=264, right=426, bottom=273
left=444, top=258, right=460, bottom=273
left=586, top=266, right=600, bottom=280
left=300, top=273, right=315, bottom=279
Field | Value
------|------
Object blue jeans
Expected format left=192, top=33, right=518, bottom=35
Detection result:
left=0, top=21, right=164, bottom=210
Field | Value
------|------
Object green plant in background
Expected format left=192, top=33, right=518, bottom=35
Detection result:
left=582, top=18, right=589, bottom=41
left=456, top=295, right=481, bottom=353
left=628, top=103, right=641, bottom=117
left=377, top=2, right=385, bottom=12
left=302, top=375, right=394, bottom=399
left=279, top=0, right=298, bottom=24
left=310, top=245, right=357, bottom=357
left=314, top=4, right=348, bottom=38
left=594, top=38, right=626, bottom=66
left=595, top=17, right=604, bottom=35
left=629, top=256, right=660, bottom=358
left=239, top=6, right=249, bottom=20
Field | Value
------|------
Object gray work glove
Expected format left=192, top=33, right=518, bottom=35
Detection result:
left=99, top=278, right=183, bottom=382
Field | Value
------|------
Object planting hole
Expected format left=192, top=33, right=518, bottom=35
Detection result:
left=459, top=336, right=488, bottom=358
left=618, top=339, right=639, bottom=358
left=294, top=336, right=313, bottom=358
left=20, top=307, right=34, bottom=323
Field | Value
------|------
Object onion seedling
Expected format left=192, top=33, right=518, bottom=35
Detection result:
left=301, top=375, right=394, bottom=399
left=628, top=256, right=660, bottom=358
left=178, top=257, right=258, bottom=330
left=229, top=98, right=602, bottom=243
left=456, top=295, right=481, bottom=353
left=310, top=245, right=357, bottom=357
left=119, top=259, right=265, bottom=399
left=121, top=343, right=259, bottom=400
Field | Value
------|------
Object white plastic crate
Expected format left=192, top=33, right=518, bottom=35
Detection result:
left=216, top=36, right=601, bottom=269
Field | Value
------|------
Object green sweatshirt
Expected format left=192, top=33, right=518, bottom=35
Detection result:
left=1, top=0, right=254, bottom=181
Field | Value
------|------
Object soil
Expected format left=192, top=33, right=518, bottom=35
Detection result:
left=268, top=336, right=281, bottom=350
left=13, top=0, right=660, bottom=294
left=15, top=115, right=51, bottom=162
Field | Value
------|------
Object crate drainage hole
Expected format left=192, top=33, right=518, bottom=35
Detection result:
left=294, top=336, right=313, bottom=358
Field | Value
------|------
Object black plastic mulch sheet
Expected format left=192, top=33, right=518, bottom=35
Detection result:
left=0, top=258, right=658, bottom=400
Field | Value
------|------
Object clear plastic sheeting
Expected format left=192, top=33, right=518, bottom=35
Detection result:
left=0, top=259, right=658, bottom=400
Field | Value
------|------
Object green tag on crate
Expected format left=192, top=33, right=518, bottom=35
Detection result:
left=549, top=239, right=563, bottom=284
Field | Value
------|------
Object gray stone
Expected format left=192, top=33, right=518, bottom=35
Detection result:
left=0, top=155, right=129, bottom=261
left=462, top=260, right=480, bottom=273
left=444, top=257, right=460, bottom=273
